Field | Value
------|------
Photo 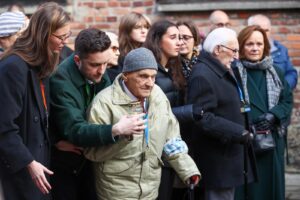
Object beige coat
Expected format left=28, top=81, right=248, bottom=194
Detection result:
left=84, top=75, right=200, bottom=200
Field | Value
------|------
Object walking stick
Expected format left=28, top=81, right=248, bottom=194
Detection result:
left=187, top=183, right=195, bottom=200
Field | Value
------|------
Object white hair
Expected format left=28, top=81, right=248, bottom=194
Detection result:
left=105, top=31, right=118, bottom=42
left=203, top=27, right=237, bottom=53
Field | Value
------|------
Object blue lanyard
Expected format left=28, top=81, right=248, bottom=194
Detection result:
left=237, top=85, right=245, bottom=103
left=142, top=100, right=149, bottom=146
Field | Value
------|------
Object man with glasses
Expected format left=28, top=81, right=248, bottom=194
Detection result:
left=50, top=28, right=145, bottom=200
left=209, top=10, right=231, bottom=32
left=187, top=27, right=256, bottom=200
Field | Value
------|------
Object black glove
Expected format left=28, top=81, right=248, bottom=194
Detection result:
left=192, top=104, right=204, bottom=121
left=254, top=113, right=276, bottom=131
left=232, top=130, right=254, bottom=144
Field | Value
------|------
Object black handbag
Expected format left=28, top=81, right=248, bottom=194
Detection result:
left=252, top=130, right=276, bottom=153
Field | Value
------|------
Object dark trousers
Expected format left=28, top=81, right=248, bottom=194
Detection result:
left=157, top=166, right=175, bottom=200
left=51, top=161, right=97, bottom=200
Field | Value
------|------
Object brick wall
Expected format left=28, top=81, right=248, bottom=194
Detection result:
left=68, top=0, right=300, bottom=169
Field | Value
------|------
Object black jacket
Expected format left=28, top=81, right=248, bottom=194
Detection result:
left=0, top=55, right=50, bottom=200
left=187, top=51, right=256, bottom=189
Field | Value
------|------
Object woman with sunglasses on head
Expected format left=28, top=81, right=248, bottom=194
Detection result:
left=108, top=12, right=151, bottom=81
left=144, top=19, right=202, bottom=200
left=234, top=25, right=293, bottom=200
left=0, top=2, right=70, bottom=200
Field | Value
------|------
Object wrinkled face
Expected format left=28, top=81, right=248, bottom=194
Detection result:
left=49, top=24, right=71, bottom=53
left=160, top=26, right=183, bottom=59
left=108, top=38, right=120, bottom=67
left=243, top=31, right=264, bottom=62
left=215, top=38, right=239, bottom=69
left=75, top=50, right=111, bottom=83
left=178, top=25, right=195, bottom=59
left=130, top=19, right=149, bottom=43
left=123, top=69, right=157, bottom=99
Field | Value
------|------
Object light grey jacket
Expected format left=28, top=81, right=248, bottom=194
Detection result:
left=84, top=75, right=200, bottom=200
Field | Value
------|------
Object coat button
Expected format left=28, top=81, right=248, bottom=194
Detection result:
left=34, top=116, right=39, bottom=123
left=73, top=170, right=77, bottom=174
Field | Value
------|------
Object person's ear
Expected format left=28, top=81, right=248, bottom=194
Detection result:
left=214, top=45, right=221, bottom=56
left=74, top=55, right=81, bottom=66
left=122, top=73, right=128, bottom=82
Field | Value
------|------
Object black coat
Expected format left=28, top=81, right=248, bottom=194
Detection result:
left=0, top=55, right=50, bottom=200
left=155, top=64, right=182, bottom=107
left=187, top=51, right=256, bottom=189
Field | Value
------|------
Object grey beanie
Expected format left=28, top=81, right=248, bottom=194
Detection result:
left=122, top=47, right=158, bottom=73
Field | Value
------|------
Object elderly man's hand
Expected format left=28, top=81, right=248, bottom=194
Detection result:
left=186, top=175, right=201, bottom=189
left=112, top=113, right=146, bottom=137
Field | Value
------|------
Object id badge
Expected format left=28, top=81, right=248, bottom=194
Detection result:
left=240, top=101, right=251, bottom=113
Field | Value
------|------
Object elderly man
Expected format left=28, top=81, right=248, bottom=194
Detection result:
left=187, top=28, right=256, bottom=200
left=84, top=47, right=200, bottom=200
left=209, top=10, right=231, bottom=32
left=247, top=14, right=298, bottom=90
left=50, top=28, right=145, bottom=200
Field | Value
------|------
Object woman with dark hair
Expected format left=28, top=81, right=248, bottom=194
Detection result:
left=108, top=12, right=151, bottom=81
left=234, top=25, right=293, bottom=200
left=144, top=19, right=201, bottom=200
left=0, top=2, right=71, bottom=200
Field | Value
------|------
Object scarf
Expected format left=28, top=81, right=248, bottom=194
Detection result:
left=236, top=56, right=282, bottom=109
left=181, top=53, right=199, bottom=79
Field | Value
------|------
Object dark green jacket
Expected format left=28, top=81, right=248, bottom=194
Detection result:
left=50, top=54, right=115, bottom=147
left=235, top=65, right=293, bottom=200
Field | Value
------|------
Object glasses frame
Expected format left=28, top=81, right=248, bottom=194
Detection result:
left=180, top=34, right=194, bottom=42
left=52, top=31, right=72, bottom=42
left=220, top=45, right=239, bottom=54
left=214, top=22, right=231, bottom=28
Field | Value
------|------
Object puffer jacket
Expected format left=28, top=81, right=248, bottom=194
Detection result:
left=84, top=74, right=200, bottom=200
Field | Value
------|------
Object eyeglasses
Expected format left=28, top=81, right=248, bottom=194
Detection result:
left=111, top=46, right=119, bottom=53
left=214, top=22, right=231, bottom=28
left=52, top=31, right=72, bottom=42
left=220, top=45, right=239, bottom=54
left=180, top=34, right=194, bottom=41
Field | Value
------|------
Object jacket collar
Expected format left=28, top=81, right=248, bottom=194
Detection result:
left=65, top=54, right=109, bottom=90
left=199, top=51, right=229, bottom=78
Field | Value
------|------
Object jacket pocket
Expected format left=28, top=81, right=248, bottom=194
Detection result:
left=102, top=159, right=135, bottom=175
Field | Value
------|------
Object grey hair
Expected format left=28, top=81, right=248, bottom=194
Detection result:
left=203, top=27, right=237, bottom=53
left=247, top=14, right=271, bottom=26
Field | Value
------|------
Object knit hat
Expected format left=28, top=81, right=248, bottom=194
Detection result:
left=122, top=47, right=158, bottom=73
left=0, top=11, right=25, bottom=38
